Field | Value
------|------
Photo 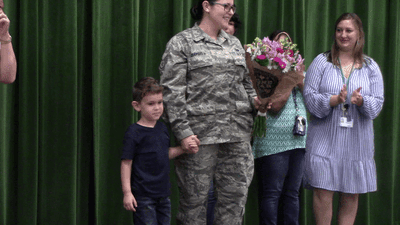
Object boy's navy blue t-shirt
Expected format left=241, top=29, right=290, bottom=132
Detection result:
left=121, top=121, right=171, bottom=198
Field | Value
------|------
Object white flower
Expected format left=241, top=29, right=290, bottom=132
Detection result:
left=246, top=47, right=252, bottom=54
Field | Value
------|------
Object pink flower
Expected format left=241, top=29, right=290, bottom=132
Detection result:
left=296, top=54, right=305, bottom=65
left=289, top=49, right=294, bottom=57
left=257, top=55, right=267, bottom=60
left=277, top=48, right=284, bottom=54
left=273, top=57, right=286, bottom=69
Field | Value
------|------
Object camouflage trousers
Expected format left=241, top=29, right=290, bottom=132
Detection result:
left=174, top=141, right=254, bottom=225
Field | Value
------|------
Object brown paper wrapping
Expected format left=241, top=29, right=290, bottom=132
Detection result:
left=245, top=52, right=304, bottom=113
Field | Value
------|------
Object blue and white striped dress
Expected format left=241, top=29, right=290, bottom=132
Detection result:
left=303, top=52, right=384, bottom=194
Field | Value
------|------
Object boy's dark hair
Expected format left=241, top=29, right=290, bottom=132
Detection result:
left=132, top=77, right=163, bottom=102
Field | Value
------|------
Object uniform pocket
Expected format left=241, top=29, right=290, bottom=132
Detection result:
left=187, top=103, right=215, bottom=116
left=188, top=53, right=214, bottom=71
left=235, top=100, right=252, bottom=113
left=234, top=58, right=246, bottom=68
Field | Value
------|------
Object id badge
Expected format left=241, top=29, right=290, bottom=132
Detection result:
left=340, top=117, right=347, bottom=127
left=340, top=117, right=353, bottom=128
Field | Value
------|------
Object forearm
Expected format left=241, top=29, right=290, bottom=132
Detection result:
left=160, top=40, right=193, bottom=141
left=242, top=74, right=257, bottom=104
left=169, top=146, right=185, bottom=159
left=329, top=95, right=343, bottom=107
left=120, top=160, right=132, bottom=194
left=356, top=62, right=384, bottom=119
left=357, top=95, right=384, bottom=119
left=0, top=42, right=17, bottom=84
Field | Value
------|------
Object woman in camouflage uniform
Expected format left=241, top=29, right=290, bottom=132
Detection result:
left=159, top=0, right=260, bottom=224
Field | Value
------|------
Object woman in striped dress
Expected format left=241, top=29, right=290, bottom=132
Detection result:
left=0, top=1, right=17, bottom=84
left=303, top=13, right=384, bottom=224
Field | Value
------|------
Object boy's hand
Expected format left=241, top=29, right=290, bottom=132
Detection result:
left=123, top=192, right=137, bottom=212
left=181, top=135, right=200, bottom=152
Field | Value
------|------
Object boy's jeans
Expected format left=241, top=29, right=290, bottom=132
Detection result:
left=133, top=196, right=171, bottom=225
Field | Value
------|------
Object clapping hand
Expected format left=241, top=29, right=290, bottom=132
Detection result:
left=338, top=84, right=347, bottom=104
left=0, top=9, right=11, bottom=41
left=351, top=87, right=363, bottom=106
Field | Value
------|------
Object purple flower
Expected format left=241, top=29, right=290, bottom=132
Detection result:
left=257, top=55, right=267, bottom=60
left=289, top=49, right=294, bottom=57
left=273, top=57, right=286, bottom=69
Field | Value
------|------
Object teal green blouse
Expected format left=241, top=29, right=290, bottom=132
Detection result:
left=252, top=87, right=307, bottom=158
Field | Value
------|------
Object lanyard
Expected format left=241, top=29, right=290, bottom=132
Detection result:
left=338, top=58, right=354, bottom=111
left=338, top=57, right=355, bottom=87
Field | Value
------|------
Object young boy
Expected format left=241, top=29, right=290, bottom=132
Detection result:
left=121, top=77, right=198, bottom=225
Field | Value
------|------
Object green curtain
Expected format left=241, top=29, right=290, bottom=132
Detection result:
left=1, top=0, right=399, bottom=224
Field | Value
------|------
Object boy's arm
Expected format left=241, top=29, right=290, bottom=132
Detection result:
left=169, top=146, right=185, bottom=159
left=169, top=135, right=200, bottom=159
left=121, top=159, right=137, bottom=212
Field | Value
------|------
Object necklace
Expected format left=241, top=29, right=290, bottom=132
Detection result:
left=341, top=63, right=353, bottom=78
left=338, top=57, right=355, bottom=85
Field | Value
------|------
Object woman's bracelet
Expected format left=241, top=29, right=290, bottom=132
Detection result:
left=0, top=35, right=12, bottom=44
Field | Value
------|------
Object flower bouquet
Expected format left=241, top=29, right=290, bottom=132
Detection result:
left=245, top=36, right=305, bottom=137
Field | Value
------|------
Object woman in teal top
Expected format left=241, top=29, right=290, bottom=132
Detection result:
left=252, top=30, right=307, bottom=225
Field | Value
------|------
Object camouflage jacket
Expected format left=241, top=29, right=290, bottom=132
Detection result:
left=159, top=24, right=257, bottom=145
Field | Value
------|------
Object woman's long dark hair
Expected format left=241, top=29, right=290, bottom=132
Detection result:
left=268, top=30, right=292, bottom=42
left=329, top=13, right=365, bottom=66
left=190, top=0, right=218, bottom=21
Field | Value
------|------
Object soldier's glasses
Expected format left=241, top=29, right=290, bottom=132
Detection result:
left=211, top=2, right=236, bottom=13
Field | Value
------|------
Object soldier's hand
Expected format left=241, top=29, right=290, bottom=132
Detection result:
left=254, top=96, right=262, bottom=109
left=181, top=135, right=200, bottom=152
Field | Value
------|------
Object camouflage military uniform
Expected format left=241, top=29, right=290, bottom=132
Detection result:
left=159, top=24, right=256, bottom=225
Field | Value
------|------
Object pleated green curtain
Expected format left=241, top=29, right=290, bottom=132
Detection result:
left=0, top=0, right=399, bottom=224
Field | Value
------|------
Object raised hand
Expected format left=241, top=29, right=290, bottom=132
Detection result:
left=338, top=84, right=347, bottom=104
left=351, top=87, right=363, bottom=106
left=0, top=9, right=11, bottom=41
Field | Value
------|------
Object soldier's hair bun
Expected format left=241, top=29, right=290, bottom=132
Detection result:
left=190, top=0, right=218, bottom=21
left=190, top=1, right=203, bottom=20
